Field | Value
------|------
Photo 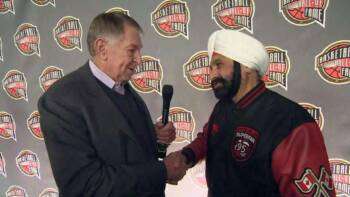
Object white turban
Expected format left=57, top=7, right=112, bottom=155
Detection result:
left=208, top=29, right=269, bottom=76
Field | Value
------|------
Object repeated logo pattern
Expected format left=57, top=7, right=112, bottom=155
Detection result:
left=0, top=1, right=349, bottom=196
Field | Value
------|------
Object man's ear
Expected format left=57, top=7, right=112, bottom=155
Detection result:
left=241, top=65, right=260, bottom=80
left=94, top=37, right=108, bottom=61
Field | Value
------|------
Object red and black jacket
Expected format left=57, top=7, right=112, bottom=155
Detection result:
left=182, top=82, right=335, bottom=197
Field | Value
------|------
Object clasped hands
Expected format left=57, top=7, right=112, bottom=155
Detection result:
left=164, top=151, right=190, bottom=185
left=154, top=122, right=191, bottom=185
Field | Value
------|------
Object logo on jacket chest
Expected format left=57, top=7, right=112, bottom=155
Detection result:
left=231, top=126, right=259, bottom=161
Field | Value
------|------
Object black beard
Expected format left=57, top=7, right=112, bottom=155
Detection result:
left=211, top=61, right=242, bottom=100
left=211, top=77, right=232, bottom=100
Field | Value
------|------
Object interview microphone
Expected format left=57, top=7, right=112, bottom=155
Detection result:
left=157, top=84, right=173, bottom=159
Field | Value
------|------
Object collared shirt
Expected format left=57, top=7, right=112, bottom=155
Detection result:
left=89, top=60, right=125, bottom=95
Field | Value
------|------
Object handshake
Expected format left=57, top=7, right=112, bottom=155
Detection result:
left=155, top=122, right=192, bottom=184
left=163, top=151, right=191, bottom=185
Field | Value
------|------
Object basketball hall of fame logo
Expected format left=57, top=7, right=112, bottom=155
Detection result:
left=31, top=0, right=55, bottom=7
left=53, top=16, right=82, bottom=51
left=2, top=70, right=28, bottom=101
left=16, top=150, right=40, bottom=179
left=106, top=7, right=130, bottom=15
left=183, top=51, right=211, bottom=91
left=158, top=107, right=195, bottom=144
left=6, top=185, right=28, bottom=197
left=130, top=56, right=163, bottom=95
left=151, top=0, right=190, bottom=39
left=27, top=111, right=43, bottom=140
left=0, top=0, right=15, bottom=15
left=0, top=111, right=16, bottom=141
left=39, top=66, right=64, bottom=92
left=262, top=46, right=291, bottom=90
left=13, top=23, right=40, bottom=57
left=329, top=158, right=350, bottom=196
left=0, top=152, right=6, bottom=177
left=211, top=0, right=255, bottom=33
left=279, top=0, right=329, bottom=27
left=299, top=102, right=324, bottom=130
left=39, top=188, right=59, bottom=197
left=315, top=40, right=350, bottom=85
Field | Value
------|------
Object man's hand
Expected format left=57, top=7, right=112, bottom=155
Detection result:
left=154, top=121, right=176, bottom=144
left=164, top=151, right=190, bottom=185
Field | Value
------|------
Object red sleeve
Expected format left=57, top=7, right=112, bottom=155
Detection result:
left=272, top=122, right=336, bottom=197
left=184, top=123, right=210, bottom=163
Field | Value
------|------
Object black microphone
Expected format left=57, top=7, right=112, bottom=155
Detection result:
left=157, top=84, right=173, bottom=159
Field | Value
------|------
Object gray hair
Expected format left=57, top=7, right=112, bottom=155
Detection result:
left=87, top=12, right=143, bottom=56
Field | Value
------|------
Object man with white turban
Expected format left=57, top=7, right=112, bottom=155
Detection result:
left=177, top=30, right=335, bottom=196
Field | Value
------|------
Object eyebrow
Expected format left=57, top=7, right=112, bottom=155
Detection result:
left=127, top=44, right=142, bottom=49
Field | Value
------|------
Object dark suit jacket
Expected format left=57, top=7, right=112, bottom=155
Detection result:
left=38, top=63, right=166, bottom=197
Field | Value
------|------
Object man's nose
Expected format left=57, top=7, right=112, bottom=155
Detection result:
left=133, top=51, right=142, bottom=65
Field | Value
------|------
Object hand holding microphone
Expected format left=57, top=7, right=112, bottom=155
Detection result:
left=155, top=85, right=175, bottom=159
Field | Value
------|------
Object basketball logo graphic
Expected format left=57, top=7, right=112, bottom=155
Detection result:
left=27, top=111, right=43, bottom=140
left=130, top=56, right=163, bottom=95
left=279, top=0, right=329, bottom=27
left=13, top=23, right=40, bottom=57
left=262, top=46, right=290, bottom=90
left=53, top=16, right=82, bottom=51
left=0, top=0, right=15, bottom=15
left=6, top=185, right=27, bottom=197
left=151, top=0, right=190, bottom=39
left=16, top=150, right=40, bottom=179
left=39, top=66, right=64, bottom=92
left=299, top=103, right=324, bottom=130
left=329, top=158, right=350, bottom=196
left=158, top=107, right=195, bottom=143
left=315, top=40, right=350, bottom=85
left=2, top=70, right=28, bottom=101
left=0, top=111, right=16, bottom=141
left=183, top=51, right=211, bottom=91
left=212, top=0, right=255, bottom=33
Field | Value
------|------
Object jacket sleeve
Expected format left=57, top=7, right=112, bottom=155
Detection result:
left=38, top=93, right=166, bottom=197
left=182, top=122, right=210, bottom=165
left=271, top=122, right=336, bottom=197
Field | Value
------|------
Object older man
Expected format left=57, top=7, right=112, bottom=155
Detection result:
left=38, top=12, right=186, bottom=196
left=178, top=30, right=336, bottom=196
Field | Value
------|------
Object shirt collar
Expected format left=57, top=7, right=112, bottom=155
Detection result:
left=89, top=60, right=125, bottom=94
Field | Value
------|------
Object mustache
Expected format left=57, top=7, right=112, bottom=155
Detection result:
left=211, top=77, right=227, bottom=88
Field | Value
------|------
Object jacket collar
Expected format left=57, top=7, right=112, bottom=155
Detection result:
left=237, top=81, right=267, bottom=109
